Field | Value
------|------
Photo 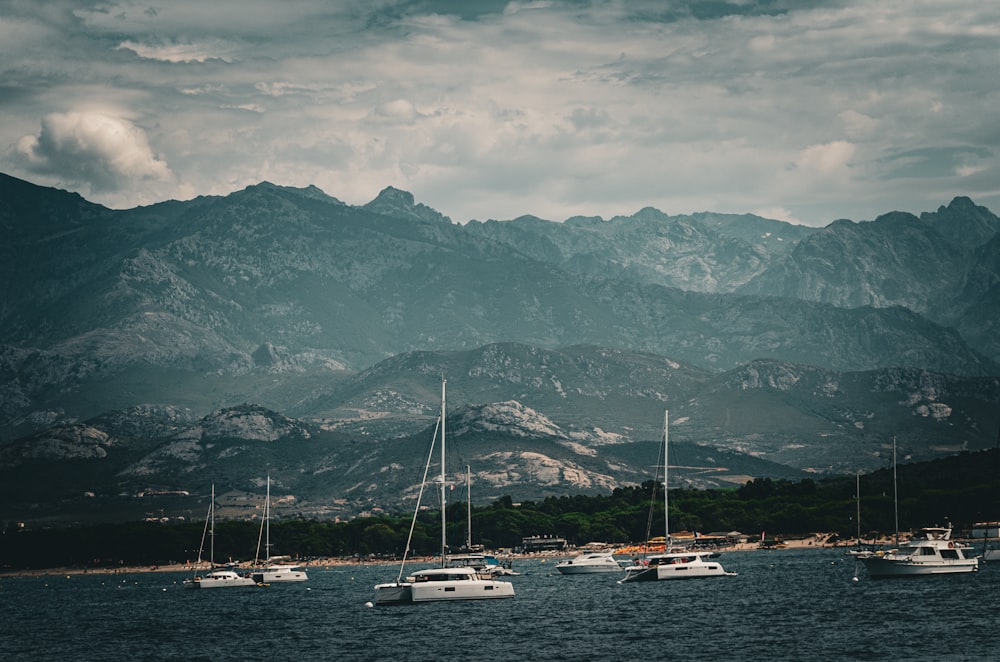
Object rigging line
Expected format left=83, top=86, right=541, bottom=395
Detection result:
left=396, top=416, right=442, bottom=585
left=641, top=434, right=665, bottom=557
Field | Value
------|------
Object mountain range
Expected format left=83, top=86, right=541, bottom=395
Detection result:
left=1, top=172, right=998, bottom=523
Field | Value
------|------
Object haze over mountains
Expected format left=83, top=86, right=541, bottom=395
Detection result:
left=1, top=172, right=998, bottom=523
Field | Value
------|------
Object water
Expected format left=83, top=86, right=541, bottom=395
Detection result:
left=1, top=549, right=996, bottom=662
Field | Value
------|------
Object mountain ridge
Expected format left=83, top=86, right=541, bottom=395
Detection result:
left=1, top=172, right=997, bottom=522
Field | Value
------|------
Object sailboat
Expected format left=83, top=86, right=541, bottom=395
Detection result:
left=250, top=474, right=308, bottom=584
left=445, top=466, right=517, bottom=577
left=620, top=411, right=734, bottom=582
left=372, top=379, right=516, bottom=605
left=860, top=437, right=978, bottom=577
left=183, top=484, right=256, bottom=589
left=845, top=471, right=877, bottom=559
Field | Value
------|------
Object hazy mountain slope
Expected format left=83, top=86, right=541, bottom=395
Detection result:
left=4, top=173, right=996, bottom=437
left=739, top=198, right=1000, bottom=333
left=465, top=208, right=817, bottom=293
left=2, top=346, right=996, bottom=523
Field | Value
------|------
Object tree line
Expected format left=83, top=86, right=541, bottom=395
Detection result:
left=3, top=449, right=998, bottom=570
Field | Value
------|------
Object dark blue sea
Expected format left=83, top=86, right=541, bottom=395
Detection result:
left=1, top=549, right=996, bottom=662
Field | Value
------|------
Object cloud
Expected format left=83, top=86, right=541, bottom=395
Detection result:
left=14, top=111, right=172, bottom=195
left=118, top=38, right=239, bottom=63
left=1, top=1, right=999, bottom=223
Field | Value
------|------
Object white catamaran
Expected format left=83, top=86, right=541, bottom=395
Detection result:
left=620, top=411, right=734, bottom=582
left=373, top=379, right=516, bottom=605
left=183, top=484, right=256, bottom=589
left=250, top=474, right=308, bottom=584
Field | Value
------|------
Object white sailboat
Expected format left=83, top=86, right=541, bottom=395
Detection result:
left=183, top=484, right=256, bottom=589
left=860, top=438, right=979, bottom=577
left=251, top=474, right=308, bottom=584
left=373, top=379, right=516, bottom=605
left=445, top=465, right=517, bottom=577
left=620, top=411, right=734, bottom=582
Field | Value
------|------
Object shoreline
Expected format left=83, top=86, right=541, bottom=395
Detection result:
left=0, top=533, right=869, bottom=578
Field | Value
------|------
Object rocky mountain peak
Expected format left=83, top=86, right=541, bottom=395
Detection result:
left=362, top=186, right=452, bottom=224
left=199, top=405, right=312, bottom=442
left=451, top=401, right=565, bottom=439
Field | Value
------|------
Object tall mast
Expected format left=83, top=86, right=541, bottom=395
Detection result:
left=855, top=471, right=861, bottom=548
left=466, top=465, right=473, bottom=551
left=440, top=378, right=447, bottom=567
left=664, top=410, right=670, bottom=548
left=265, top=474, right=271, bottom=564
left=892, top=436, right=899, bottom=548
left=209, top=483, right=215, bottom=567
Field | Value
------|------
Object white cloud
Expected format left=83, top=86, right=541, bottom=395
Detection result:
left=794, top=141, right=857, bottom=175
left=118, top=38, right=239, bottom=63
left=14, top=111, right=172, bottom=196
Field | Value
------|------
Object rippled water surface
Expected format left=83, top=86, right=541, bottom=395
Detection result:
left=2, top=549, right=996, bottom=661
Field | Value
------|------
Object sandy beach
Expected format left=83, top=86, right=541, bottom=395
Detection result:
left=1, top=532, right=868, bottom=578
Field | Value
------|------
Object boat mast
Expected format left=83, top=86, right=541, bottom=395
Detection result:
left=892, top=436, right=899, bottom=548
left=466, top=465, right=473, bottom=551
left=855, top=471, right=861, bottom=548
left=265, top=474, right=271, bottom=564
left=664, top=410, right=670, bottom=550
left=209, top=483, right=216, bottom=568
left=440, top=378, right=447, bottom=568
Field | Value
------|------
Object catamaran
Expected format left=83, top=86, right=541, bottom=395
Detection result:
left=250, top=474, right=308, bottom=584
left=373, top=379, right=516, bottom=605
left=183, top=484, right=256, bottom=589
left=620, top=411, right=734, bottom=582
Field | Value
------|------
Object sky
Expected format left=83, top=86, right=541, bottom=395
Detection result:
left=2, top=0, right=999, bottom=227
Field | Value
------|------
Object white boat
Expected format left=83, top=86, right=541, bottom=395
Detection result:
left=373, top=379, right=515, bottom=605
left=251, top=474, right=308, bottom=584
left=861, top=526, right=979, bottom=577
left=973, top=521, right=1000, bottom=562
left=445, top=467, right=518, bottom=576
left=446, top=553, right=519, bottom=577
left=860, top=438, right=978, bottom=578
left=555, top=551, right=623, bottom=574
left=620, top=550, right=732, bottom=581
left=184, top=484, right=256, bottom=590
left=620, top=411, right=734, bottom=583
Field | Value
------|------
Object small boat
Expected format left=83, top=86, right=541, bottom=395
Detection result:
left=373, top=380, right=515, bottom=605
left=446, top=553, right=519, bottom=577
left=444, top=467, right=518, bottom=577
left=250, top=474, right=308, bottom=584
left=184, top=484, right=256, bottom=590
left=620, top=411, right=734, bottom=583
left=555, top=552, right=623, bottom=574
left=861, top=526, right=979, bottom=577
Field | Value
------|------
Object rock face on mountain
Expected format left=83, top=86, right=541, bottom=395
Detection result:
left=1, top=172, right=998, bottom=522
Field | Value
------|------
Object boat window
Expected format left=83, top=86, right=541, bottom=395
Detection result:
left=940, top=549, right=960, bottom=560
left=919, top=548, right=936, bottom=556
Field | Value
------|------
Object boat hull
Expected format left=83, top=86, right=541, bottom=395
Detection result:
left=183, top=570, right=257, bottom=589
left=861, top=557, right=979, bottom=577
left=374, top=582, right=414, bottom=605
left=556, top=565, right=622, bottom=574
left=252, top=567, right=309, bottom=583
left=411, top=579, right=515, bottom=601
